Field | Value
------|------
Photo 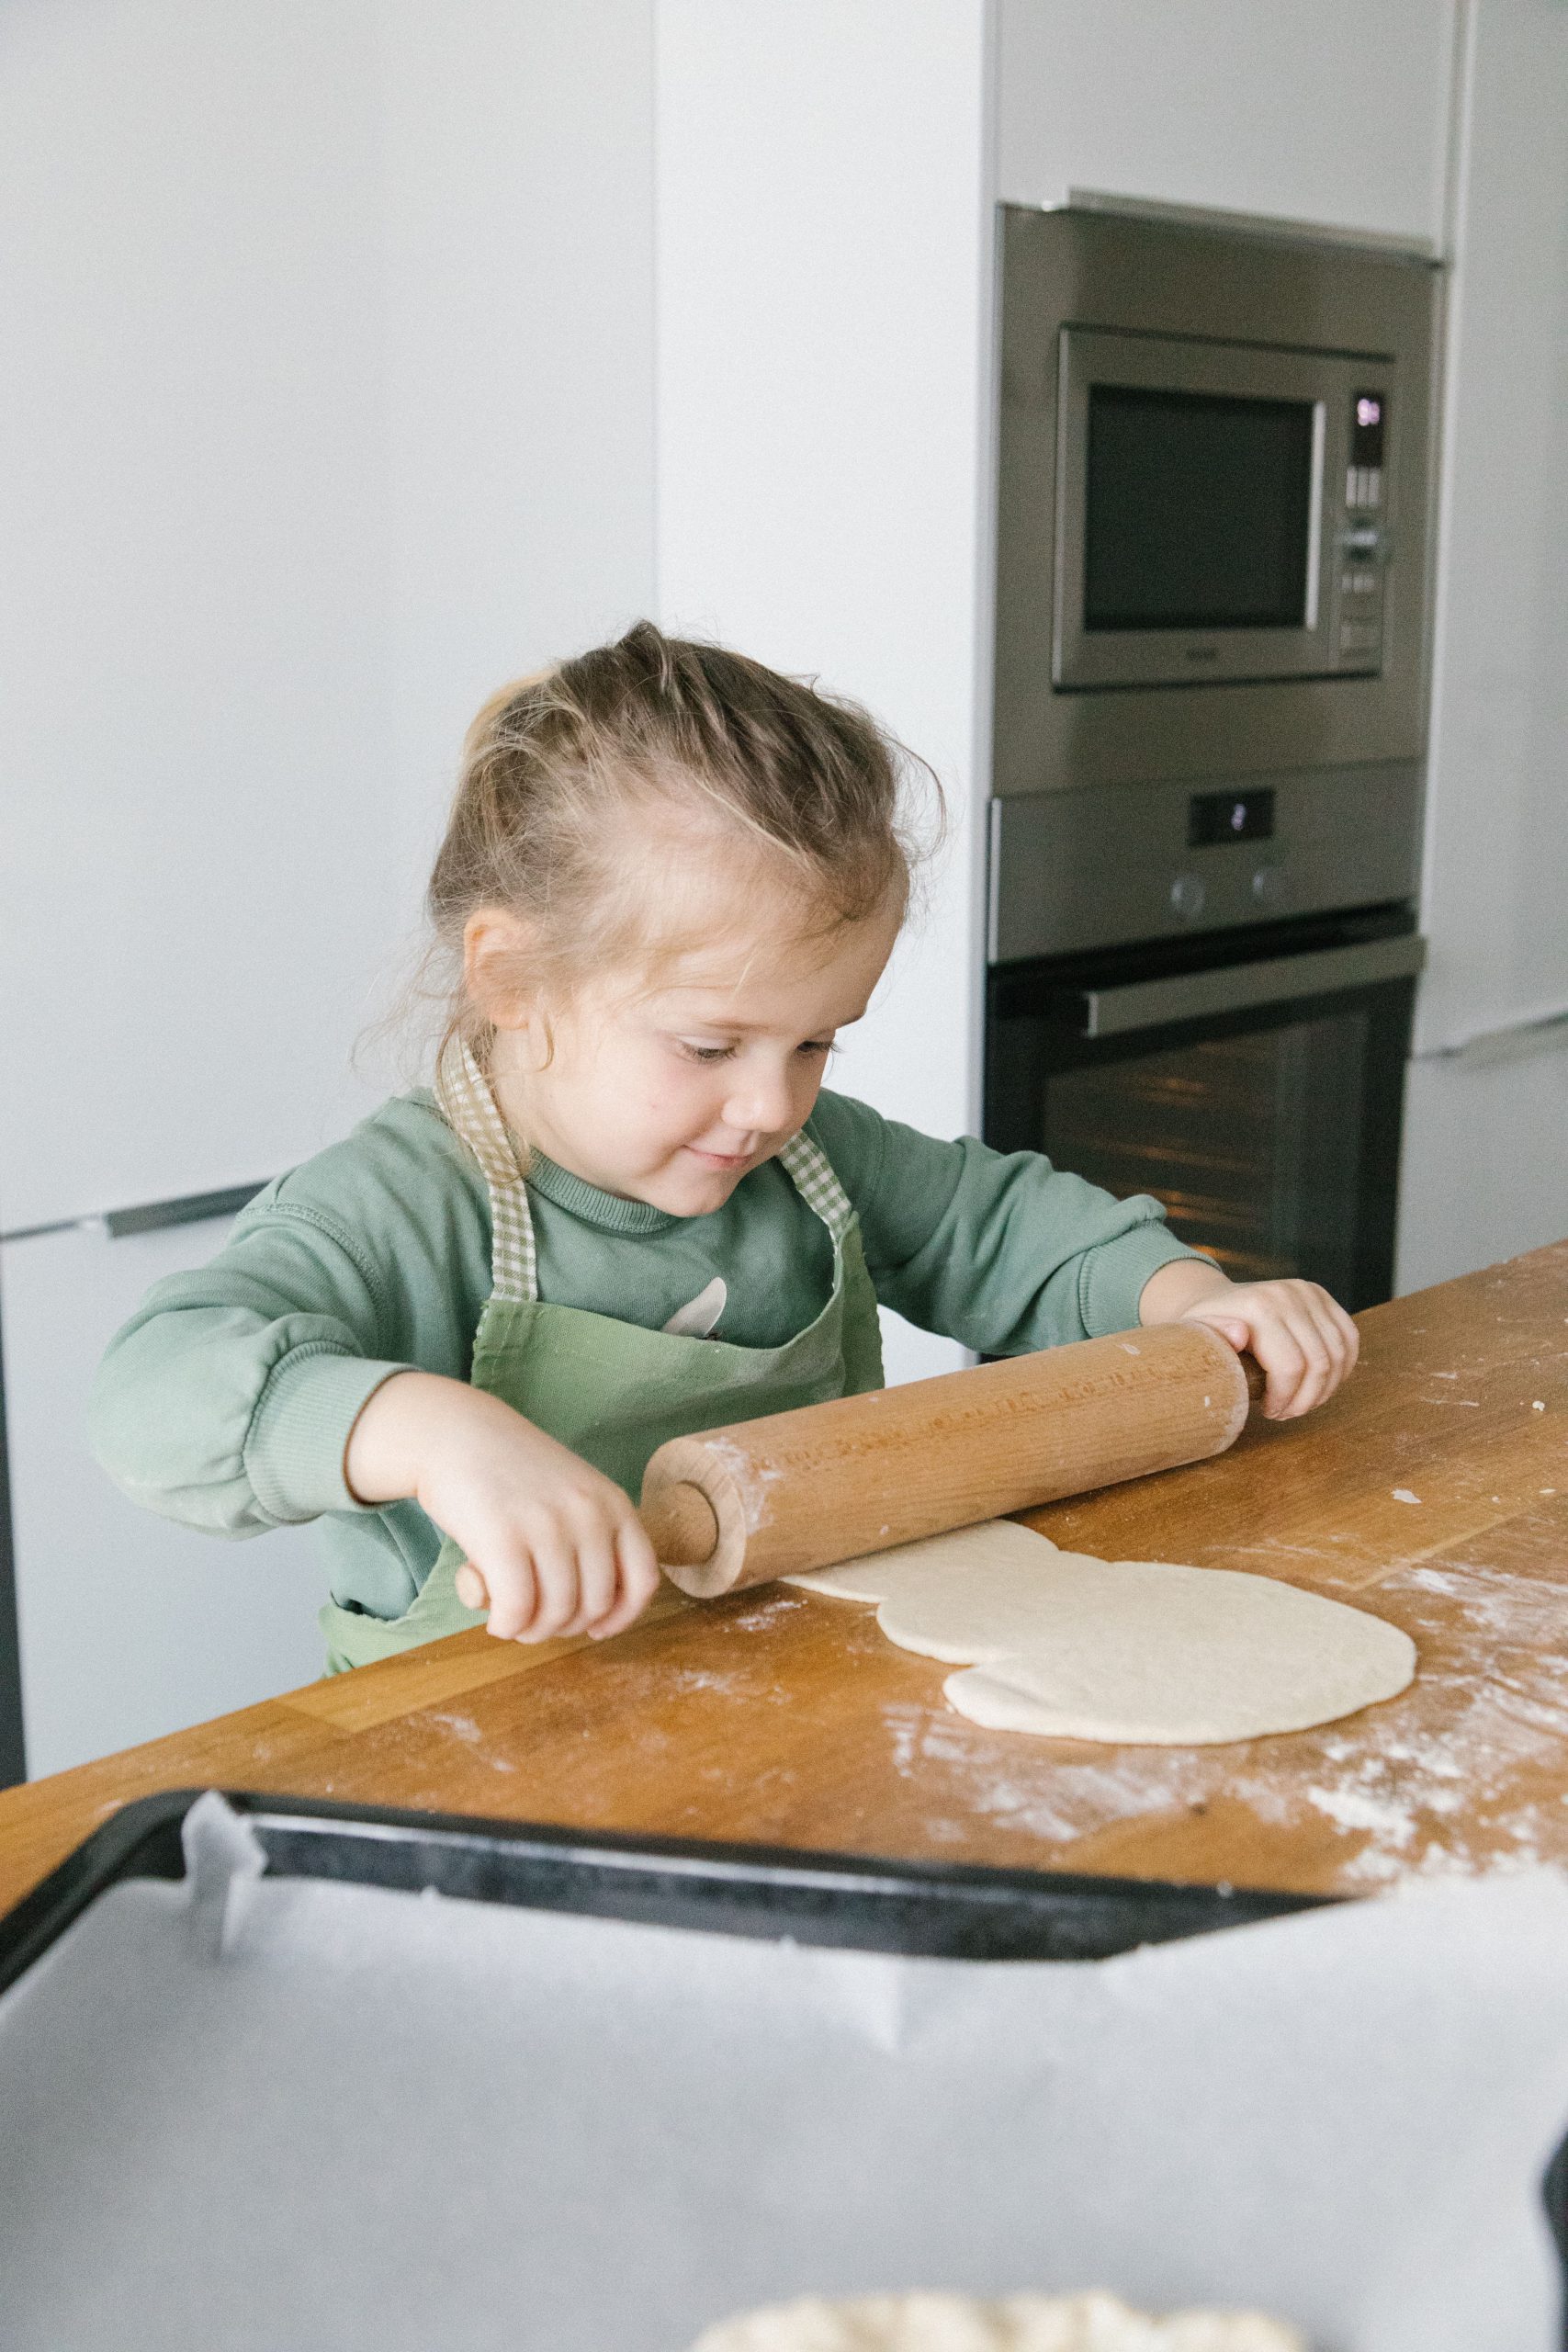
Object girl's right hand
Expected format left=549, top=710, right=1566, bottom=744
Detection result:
left=344, top=1372, right=662, bottom=1642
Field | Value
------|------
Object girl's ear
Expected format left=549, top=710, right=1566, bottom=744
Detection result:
left=462, top=907, right=536, bottom=1034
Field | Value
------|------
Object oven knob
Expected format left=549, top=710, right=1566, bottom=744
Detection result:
left=1169, top=874, right=1207, bottom=921
left=1251, top=864, right=1287, bottom=907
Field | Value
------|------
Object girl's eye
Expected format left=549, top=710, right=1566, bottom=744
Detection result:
left=674, top=1037, right=838, bottom=1065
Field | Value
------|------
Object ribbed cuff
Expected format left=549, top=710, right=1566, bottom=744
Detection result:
left=244, top=1349, right=415, bottom=1522
left=1080, top=1225, right=1210, bottom=1340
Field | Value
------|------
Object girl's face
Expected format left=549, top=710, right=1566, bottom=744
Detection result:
left=474, top=857, right=904, bottom=1217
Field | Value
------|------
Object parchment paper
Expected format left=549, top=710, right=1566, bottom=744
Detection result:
left=4, top=1794, right=1568, bottom=2352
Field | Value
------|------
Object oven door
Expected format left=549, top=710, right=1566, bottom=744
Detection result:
left=1053, top=328, right=1391, bottom=692
left=984, top=914, right=1426, bottom=1311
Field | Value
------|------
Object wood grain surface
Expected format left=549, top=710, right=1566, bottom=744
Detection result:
left=2, top=1240, right=1564, bottom=1919
left=643, top=1319, right=1249, bottom=1593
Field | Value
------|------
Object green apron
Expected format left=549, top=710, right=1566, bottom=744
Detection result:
left=321, top=1038, right=886, bottom=1670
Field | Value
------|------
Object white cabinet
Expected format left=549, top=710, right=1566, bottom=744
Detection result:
left=0, top=1, right=408, bottom=1232
left=3, top=1216, right=327, bottom=1780
left=0, top=1, right=660, bottom=1777
left=1396, top=0, right=1568, bottom=1289
left=996, top=0, right=1457, bottom=245
left=652, top=2, right=995, bottom=1384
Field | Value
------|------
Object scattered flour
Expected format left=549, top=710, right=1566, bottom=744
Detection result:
left=869, top=1555, right=1568, bottom=1891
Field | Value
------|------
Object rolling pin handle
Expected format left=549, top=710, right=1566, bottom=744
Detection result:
left=641, top=1479, right=721, bottom=1573
left=1242, top=1353, right=1268, bottom=1408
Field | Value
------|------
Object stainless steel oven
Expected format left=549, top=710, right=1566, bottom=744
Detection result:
left=986, top=200, right=1442, bottom=1310
left=985, top=903, right=1425, bottom=1310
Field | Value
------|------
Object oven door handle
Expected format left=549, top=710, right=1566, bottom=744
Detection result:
left=1076, top=933, right=1427, bottom=1039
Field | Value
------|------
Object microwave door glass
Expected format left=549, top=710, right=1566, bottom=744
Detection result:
left=1084, top=386, right=1319, bottom=633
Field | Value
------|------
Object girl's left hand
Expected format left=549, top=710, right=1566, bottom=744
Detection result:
left=1139, top=1260, right=1359, bottom=1419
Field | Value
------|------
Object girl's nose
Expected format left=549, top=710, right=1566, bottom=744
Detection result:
left=723, top=1064, right=796, bottom=1136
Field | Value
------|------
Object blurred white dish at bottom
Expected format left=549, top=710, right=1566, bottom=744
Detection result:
left=686, top=2286, right=1305, bottom=2349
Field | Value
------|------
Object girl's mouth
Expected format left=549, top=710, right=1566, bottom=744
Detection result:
left=685, top=1146, right=752, bottom=1170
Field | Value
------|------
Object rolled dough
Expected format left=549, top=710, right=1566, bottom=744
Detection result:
left=788, top=1520, right=1415, bottom=1746
left=785, top=1521, right=1059, bottom=1603
left=686, top=2288, right=1304, bottom=2349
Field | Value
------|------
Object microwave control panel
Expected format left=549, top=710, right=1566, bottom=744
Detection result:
left=1337, top=389, right=1390, bottom=670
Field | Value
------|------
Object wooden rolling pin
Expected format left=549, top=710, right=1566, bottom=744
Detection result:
left=641, top=1322, right=1259, bottom=1599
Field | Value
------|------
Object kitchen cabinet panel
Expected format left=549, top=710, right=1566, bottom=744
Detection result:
left=3, top=1217, right=327, bottom=1780
left=997, top=0, right=1456, bottom=245
left=1416, top=0, right=1568, bottom=1052
left=0, top=1, right=404, bottom=1232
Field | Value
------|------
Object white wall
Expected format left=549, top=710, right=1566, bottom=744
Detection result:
left=372, top=0, right=658, bottom=1072
left=0, top=0, right=396, bottom=1229
left=0, top=0, right=658, bottom=1230
left=997, top=0, right=1458, bottom=243
left=654, top=0, right=996, bottom=1380
left=1395, top=0, right=1568, bottom=1291
left=0, top=0, right=659, bottom=1771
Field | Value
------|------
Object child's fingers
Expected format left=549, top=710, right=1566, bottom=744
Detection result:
left=1292, top=1289, right=1358, bottom=1404
left=588, top=1518, right=663, bottom=1641
left=1254, top=1318, right=1311, bottom=1418
left=1325, top=1294, right=1361, bottom=1371
left=1185, top=1281, right=1358, bottom=1419
left=1255, top=1286, right=1357, bottom=1418
left=1276, top=1303, right=1334, bottom=1416
left=454, top=1560, right=488, bottom=1612
left=552, top=1518, right=621, bottom=1641
left=514, top=1524, right=582, bottom=1642
left=479, top=1549, right=540, bottom=1642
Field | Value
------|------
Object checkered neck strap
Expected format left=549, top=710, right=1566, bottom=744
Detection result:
left=775, top=1125, right=854, bottom=1243
left=435, top=1038, right=536, bottom=1304
left=435, top=1039, right=856, bottom=1304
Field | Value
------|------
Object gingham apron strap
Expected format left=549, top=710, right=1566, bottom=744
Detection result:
left=778, top=1126, right=855, bottom=1244
left=434, top=1035, right=537, bottom=1304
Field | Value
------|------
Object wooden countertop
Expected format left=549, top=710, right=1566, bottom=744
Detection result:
left=3, top=1241, right=1565, bottom=1919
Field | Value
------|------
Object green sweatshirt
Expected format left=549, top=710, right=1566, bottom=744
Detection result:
left=87, top=1086, right=1201, bottom=1623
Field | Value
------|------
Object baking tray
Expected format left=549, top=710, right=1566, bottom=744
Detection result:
left=0, top=1785, right=1328, bottom=1995
left=5, top=1791, right=1568, bottom=2352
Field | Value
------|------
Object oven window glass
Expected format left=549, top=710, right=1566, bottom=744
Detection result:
left=1042, top=1012, right=1367, bottom=1300
left=1084, top=386, right=1315, bottom=632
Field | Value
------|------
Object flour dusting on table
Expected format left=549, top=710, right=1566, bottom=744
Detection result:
left=871, top=1553, right=1568, bottom=1888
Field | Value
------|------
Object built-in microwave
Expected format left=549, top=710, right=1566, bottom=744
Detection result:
left=1055, top=328, right=1391, bottom=692
left=994, top=200, right=1441, bottom=798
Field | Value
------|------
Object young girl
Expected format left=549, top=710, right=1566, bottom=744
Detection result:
left=90, top=624, right=1358, bottom=1669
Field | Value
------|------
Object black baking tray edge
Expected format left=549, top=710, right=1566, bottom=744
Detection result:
left=0, top=1787, right=1330, bottom=1999
left=6, top=1790, right=1568, bottom=2342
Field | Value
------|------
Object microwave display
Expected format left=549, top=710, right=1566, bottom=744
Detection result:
left=1084, top=386, right=1316, bottom=633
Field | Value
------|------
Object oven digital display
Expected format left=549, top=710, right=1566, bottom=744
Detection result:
left=1188, top=787, right=1277, bottom=846
left=1084, top=386, right=1315, bottom=632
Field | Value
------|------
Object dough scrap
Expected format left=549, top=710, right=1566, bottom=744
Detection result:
left=686, top=2288, right=1305, bottom=2350
left=789, top=1520, right=1415, bottom=1746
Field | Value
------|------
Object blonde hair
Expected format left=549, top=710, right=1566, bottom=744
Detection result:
left=400, top=620, right=940, bottom=1089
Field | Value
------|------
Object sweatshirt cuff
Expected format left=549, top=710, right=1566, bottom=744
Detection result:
left=1079, top=1222, right=1210, bottom=1340
left=245, top=1348, right=415, bottom=1522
